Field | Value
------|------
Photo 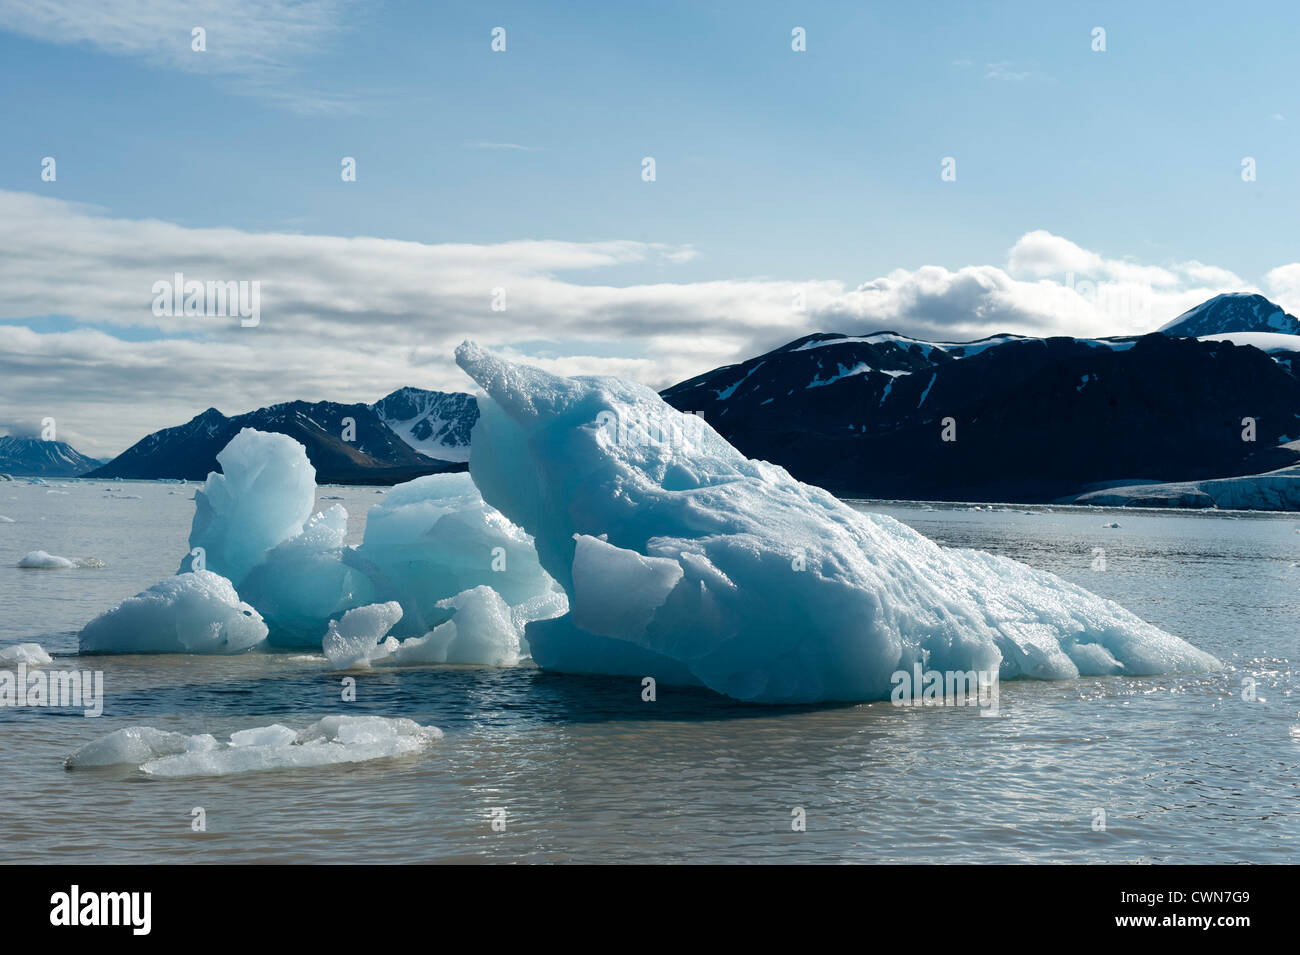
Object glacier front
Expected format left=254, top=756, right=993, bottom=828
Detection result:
left=454, top=340, right=1220, bottom=704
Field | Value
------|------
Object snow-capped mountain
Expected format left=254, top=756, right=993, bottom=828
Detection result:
left=89, top=394, right=475, bottom=484
left=661, top=328, right=1300, bottom=503
left=371, top=388, right=477, bottom=463
left=0, top=435, right=102, bottom=477
left=1159, top=292, right=1300, bottom=337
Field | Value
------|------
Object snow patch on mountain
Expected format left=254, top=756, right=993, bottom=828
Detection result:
left=371, top=388, right=477, bottom=463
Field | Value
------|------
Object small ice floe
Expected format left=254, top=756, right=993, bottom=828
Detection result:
left=388, top=586, right=531, bottom=667
left=79, top=570, right=267, bottom=654
left=322, top=601, right=404, bottom=669
left=322, top=590, right=542, bottom=669
left=17, top=550, right=105, bottom=569
left=0, top=643, right=52, bottom=666
left=65, top=716, right=443, bottom=777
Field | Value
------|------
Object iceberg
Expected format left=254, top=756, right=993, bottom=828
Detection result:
left=17, top=550, right=103, bottom=569
left=240, top=504, right=377, bottom=647
left=355, top=472, right=560, bottom=637
left=454, top=341, right=1220, bottom=704
left=65, top=715, right=442, bottom=776
left=323, top=590, right=559, bottom=668
left=79, top=570, right=268, bottom=655
left=388, top=585, right=525, bottom=666
left=322, top=601, right=404, bottom=669
left=166, top=431, right=562, bottom=650
left=180, top=428, right=316, bottom=586
left=0, top=643, right=53, bottom=666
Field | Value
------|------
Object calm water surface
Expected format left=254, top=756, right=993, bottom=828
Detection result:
left=0, top=481, right=1296, bottom=863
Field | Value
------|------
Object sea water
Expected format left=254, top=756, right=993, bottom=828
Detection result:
left=0, top=481, right=1295, bottom=863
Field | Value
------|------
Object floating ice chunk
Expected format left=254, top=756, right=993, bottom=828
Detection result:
left=17, top=550, right=103, bottom=569
left=322, top=601, right=403, bottom=669
left=229, top=724, right=298, bottom=747
left=356, top=472, right=558, bottom=637
left=78, top=570, right=268, bottom=655
left=18, top=551, right=71, bottom=568
left=181, top=428, right=316, bottom=586
left=241, top=505, right=377, bottom=647
left=389, top=586, right=522, bottom=666
left=0, top=643, right=52, bottom=666
left=454, top=341, right=1220, bottom=704
left=66, top=716, right=443, bottom=777
left=177, top=431, right=556, bottom=649
left=65, top=726, right=190, bottom=769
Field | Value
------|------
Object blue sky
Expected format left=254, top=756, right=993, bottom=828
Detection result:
left=0, top=0, right=1298, bottom=455
left=3, top=0, right=1297, bottom=281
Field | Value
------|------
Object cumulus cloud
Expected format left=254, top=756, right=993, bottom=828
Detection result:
left=1263, top=264, right=1300, bottom=315
left=0, top=190, right=1289, bottom=457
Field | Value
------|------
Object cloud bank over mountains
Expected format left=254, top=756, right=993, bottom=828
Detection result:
left=2, top=190, right=1297, bottom=457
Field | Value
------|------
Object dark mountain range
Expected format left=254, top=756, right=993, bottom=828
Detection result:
left=87, top=391, right=475, bottom=484
left=0, top=435, right=102, bottom=477
left=1159, top=292, right=1300, bottom=337
left=661, top=330, right=1300, bottom=503
left=73, top=293, right=1300, bottom=501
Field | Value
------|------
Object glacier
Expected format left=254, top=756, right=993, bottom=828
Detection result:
left=453, top=340, right=1220, bottom=704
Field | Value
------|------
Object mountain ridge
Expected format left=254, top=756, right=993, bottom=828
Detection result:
left=87, top=388, right=477, bottom=484
left=0, top=435, right=102, bottom=477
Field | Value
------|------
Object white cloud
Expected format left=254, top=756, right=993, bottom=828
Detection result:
left=0, top=190, right=1287, bottom=458
left=985, top=61, right=1033, bottom=82
left=1264, top=264, right=1300, bottom=315
left=0, top=0, right=356, bottom=112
